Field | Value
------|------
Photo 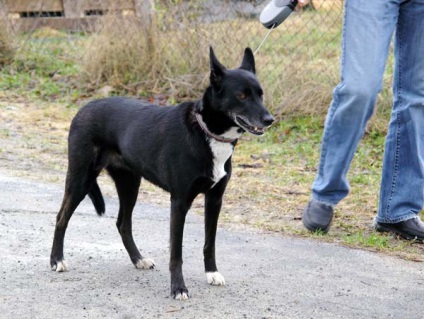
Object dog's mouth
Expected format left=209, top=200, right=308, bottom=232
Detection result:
left=235, top=116, right=265, bottom=136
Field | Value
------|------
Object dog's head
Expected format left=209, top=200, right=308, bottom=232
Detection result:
left=208, top=47, right=274, bottom=135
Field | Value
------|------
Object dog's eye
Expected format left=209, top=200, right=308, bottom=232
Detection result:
left=239, top=93, right=247, bottom=100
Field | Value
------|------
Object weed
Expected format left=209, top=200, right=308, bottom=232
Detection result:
left=0, top=129, right=10, bottom=137
left=312, top=229, right=328, bottom=237
left=342, top=232, right=390, bottom=249
left=0, top=30, right=83, bottom=102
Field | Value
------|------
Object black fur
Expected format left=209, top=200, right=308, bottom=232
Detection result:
left=50, top=47, right=274, bottom=299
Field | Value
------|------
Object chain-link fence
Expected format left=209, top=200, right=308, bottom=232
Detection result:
left=1, top=0, right=345, bottom=117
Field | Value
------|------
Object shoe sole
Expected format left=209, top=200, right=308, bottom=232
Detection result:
left=375, top=223, right=424, bottom=243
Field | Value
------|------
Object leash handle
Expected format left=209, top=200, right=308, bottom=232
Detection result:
left=260, top=0, right=298, bottom=29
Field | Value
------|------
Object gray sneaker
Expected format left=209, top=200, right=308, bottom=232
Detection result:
left=302, top=199, right=334, bottom=233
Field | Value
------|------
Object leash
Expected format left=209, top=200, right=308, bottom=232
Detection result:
left=254, top=23, right=276, bottom=55
left=195, top=112, right=237, bottom=143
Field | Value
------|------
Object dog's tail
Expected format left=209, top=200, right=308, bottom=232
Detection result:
left=88, top=181, right=105, bottom=216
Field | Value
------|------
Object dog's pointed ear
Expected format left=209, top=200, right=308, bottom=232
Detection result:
left=240, top=47, right=256, bottom=74
left=209, top=46, right=226, bottom=87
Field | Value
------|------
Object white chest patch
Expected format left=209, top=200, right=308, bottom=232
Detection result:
left=209, top=140, right=234, bottom=183
left=208, top=127, right=241, bottom=184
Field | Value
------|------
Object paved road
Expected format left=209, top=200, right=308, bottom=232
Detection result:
left=0, top=172, right=423, bottom=319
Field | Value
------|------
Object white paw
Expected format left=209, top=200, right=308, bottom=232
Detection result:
left=206, top=271, right=226, bottom=286
left=135, top=258, right=155, bottom=270
left=53, top=260, right=68, bottom=272
left=175, top=292, right=190, bottom=300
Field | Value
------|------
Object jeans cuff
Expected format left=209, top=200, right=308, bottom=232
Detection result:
left=375, top=212, right=419, bottom=224
left=311, top=197, right=337, bottom=208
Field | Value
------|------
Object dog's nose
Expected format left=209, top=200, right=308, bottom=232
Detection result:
left=262, top=114, right=274, bottom=127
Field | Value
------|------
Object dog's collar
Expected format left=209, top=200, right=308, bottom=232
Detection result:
left=195, top=112, right=237, bottom=144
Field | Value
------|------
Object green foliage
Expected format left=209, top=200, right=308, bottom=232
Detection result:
left=0, top=33, right=82, bottom=102
left=342, top=232, right=390, bottom=249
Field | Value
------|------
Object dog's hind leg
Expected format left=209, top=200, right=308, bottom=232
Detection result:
left=50, top=161, right=100, bottom=272
left=107, top=166, right=155, bottom=270
left=203, top=176, right=229, bottom=286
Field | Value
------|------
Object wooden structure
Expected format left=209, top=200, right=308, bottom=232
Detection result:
left=2, top=0, right=151, bottom=32
left=311, top=0, right=344, bottom=10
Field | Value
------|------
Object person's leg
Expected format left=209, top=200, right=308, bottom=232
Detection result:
left=374, top=0, right=424, bottom=240
left=303, top=0, right=401, bottom=232
left=312, top=0, right=400, bottom=205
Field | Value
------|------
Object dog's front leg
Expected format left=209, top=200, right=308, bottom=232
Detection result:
left=169, top=197, right=191, bottom=300
left=204, top=177, right=229, bottom=286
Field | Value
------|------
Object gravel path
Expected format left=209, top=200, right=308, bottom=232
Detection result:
left=1, top=171, right=423, bottom=319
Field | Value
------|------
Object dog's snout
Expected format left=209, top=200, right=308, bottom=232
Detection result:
left=262, top=114, right=274, bottom=127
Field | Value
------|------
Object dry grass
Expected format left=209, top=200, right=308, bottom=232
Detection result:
left=1, top=3, right=391, bottom=128
left=80, top=12, right=211, bottom=99
left=79, top=6, right=391, bottom=134
left=0, top=10, right=15, bottom=66
left=79, top=9, right=345, bottom=117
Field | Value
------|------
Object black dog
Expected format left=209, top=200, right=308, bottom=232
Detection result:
left=50, top=47, right=274, bottom=300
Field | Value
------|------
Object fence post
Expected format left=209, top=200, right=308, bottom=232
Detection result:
left=133, top=0, right=154, bottom=63
left=134, top=0, right=152, bottom=25
left=62, top=0, right=84, bottom=18
left=1, top=1, right=8, bottom=16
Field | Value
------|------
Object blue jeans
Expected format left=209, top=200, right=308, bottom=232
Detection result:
left=312, top=0, right=424, bottom=223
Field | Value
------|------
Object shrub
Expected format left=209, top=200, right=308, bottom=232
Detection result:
left=0, top=12, right=15, bottom=67
left=80, top=9, right=211, bottom=99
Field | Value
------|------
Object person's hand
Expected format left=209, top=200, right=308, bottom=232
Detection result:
left=295, top=0, right=309, bottom=10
